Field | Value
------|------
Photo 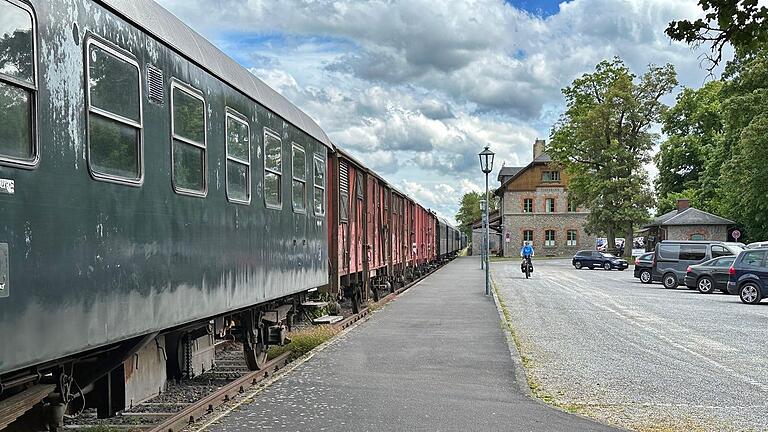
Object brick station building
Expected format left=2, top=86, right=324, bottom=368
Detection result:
left=495, top=139, right=595, bottom=257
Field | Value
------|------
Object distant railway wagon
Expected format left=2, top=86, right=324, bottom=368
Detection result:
left=0, top=0, right=462, bottom=428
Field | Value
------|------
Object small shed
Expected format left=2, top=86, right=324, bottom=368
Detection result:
left=641, top=199, right=734, bottom=251
left=471, top=209, right=502, bottom=256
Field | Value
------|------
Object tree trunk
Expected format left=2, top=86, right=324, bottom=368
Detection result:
left=625, top=222, right=634, bottom=258
left=607, top=227, right=616, bottom=253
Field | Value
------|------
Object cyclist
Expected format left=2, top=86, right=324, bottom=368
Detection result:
left=520, top=241, right=534, bottom=272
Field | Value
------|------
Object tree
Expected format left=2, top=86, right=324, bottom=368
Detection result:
left=715, top=48, right=768, bottom=241
left=666, top=0, right=768, bottom=72
left=454, top=191, right=497, bottom=240
left=653, top=81, right=724, bottom=213
left=549, top=58, right=677, bottom=257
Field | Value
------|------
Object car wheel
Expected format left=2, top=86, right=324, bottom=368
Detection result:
left=662, top=273, right=678, bottom=289
left=697, top=276, right=715, bottom=294
left=574, top=261, right=582, bottom=269
left=739, top=282, right=763, bottom=305
left=603, top=262, right=611, bottom=271
left=639, top=269, right=652, bottom=284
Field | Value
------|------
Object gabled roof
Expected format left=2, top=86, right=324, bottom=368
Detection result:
left=498, top=166, right=523, bottom=182
left=646, top=207, right=734, bottom=227
left=495, top=152, right=552, bottom=195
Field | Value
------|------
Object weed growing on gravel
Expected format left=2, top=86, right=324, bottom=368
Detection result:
left=267, top=325, right=339, bottom=360
left=366, top=300, right=381, bottom=312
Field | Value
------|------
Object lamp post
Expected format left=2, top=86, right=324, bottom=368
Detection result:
left=478, top=146, right=495, bottom=296
left=479, top=199, right=486, bottom=269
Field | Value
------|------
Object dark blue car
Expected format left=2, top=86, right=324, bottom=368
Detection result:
left=572, top=250, right=628, bottom=270
left=727, top=249, right=768, bottom=304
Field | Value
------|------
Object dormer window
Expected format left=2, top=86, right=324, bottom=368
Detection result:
left=542, top=171, right=560, bottom=182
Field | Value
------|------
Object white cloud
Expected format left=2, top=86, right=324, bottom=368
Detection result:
left=157, top=0, right=722, bottom=222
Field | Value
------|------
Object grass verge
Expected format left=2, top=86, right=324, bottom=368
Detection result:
left=267, top=325, right=340, bottom=361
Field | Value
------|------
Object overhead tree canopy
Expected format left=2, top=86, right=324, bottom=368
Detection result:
left=666, top=0, right=768, bottom=72
left=549, top=58, right=677, bottom=256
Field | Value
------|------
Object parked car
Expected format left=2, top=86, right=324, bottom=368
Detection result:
left=746, top=241, right=768, bottom=249
left=683, top=256, right=736, bottom=294
left=633, top=252, right=654, bottom=284
left=652, top=241, right=744, bottom=289
left=727, top=249, right=768, bottom=304
left=572, top=250, right=629, bottom=270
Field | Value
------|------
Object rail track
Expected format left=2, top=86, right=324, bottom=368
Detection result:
left=65, top=263, right=444, bottom=432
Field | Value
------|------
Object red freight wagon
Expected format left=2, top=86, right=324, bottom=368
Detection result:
left=390, top=190, right=407, bottom=285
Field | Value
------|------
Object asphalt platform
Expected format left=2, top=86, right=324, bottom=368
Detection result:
left=207, top=257, right=620, bottom=431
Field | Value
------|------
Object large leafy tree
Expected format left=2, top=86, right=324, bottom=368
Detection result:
left=549, top=58, right=677, bottom=256
left=454, top=191, right=497, bottom=240
left=715, top=48, right=768, bottom=240
left=666, top=0, right=768, bottom=72
left=654, top=80, right=724, bottom=213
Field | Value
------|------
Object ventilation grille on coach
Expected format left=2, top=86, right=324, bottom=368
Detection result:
left=146, top=64, right=164, bottom=105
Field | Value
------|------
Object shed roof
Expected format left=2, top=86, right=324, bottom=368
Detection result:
left=498, top=166, right=523, bottom=181
left=495, top=152, right=552, bottom=195
left=646, top=207, right=734, bottom=227
left=98, top=0, right=333, bottom=149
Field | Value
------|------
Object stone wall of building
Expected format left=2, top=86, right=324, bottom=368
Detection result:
left=471, top=229, right=501, bottom=256
left=665, top=225, right=729, bottom=242
left=500, top=187, right=595, bottom=257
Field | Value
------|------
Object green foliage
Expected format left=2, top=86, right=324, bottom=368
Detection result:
left=666, top=0, right=768, bottom=72
left=654, top=81, right=724, bottom=213
left=549, top=58, right=676, bottom=254
left=454, top=191, right=497, bottom=239
left=715, top=48, right=768, bottom=240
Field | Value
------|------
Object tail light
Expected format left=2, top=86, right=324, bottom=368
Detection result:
left=686, top=266, right=692, bottom=273
left=729, top=266, right=736, bottom=276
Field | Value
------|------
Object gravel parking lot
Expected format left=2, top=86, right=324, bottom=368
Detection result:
left=493, top=258, right=768, bottom=432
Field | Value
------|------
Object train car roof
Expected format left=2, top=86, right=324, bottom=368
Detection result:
left=98, top=0, right=333, bottom=149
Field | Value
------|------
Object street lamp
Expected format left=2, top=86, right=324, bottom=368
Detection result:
left=479, top=199, right=486, bottom=270
left=478, top=146, right=494, bottom=296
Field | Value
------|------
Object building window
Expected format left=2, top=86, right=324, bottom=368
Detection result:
left=171, top=81, right=206, bottom=195
left=87, top=38, right=143, bottom=183
left=0, top=0, right=37, bottom=168
left=523, top=230, right=533, bottom=244
left=291, top=143, right=306, bottom=213
left=523, top=198, right=533, bottom=213
left=224, top=111, right=250, bottom=204
left=542, top=171, right=560, bottom=182
left=263, top=128, right=282, bottom=208
left=567, top=230, right=577, bottom=246
left=545, top=198, right=555, bottom=213
left=690, top=233, right=705, bottom=241
left=313, top=154, right=325, bottom=216
left=545, top=230, right=555, bottom=246
left=568, top=198, right=577, bottom=212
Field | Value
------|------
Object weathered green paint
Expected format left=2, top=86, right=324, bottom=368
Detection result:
left=0, top=0, right=328, bottom=377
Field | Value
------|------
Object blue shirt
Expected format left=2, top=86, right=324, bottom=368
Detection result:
left=521, top=245, right=534, bottom=256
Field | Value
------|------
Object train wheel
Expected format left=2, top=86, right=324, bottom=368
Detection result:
left=242, top=311, right=268, bottom=370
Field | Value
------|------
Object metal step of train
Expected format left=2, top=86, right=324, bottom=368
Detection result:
left=312, top=315, right=344, bottom=324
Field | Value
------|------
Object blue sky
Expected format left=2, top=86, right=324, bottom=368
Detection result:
left=157, top=0, right=717, bottom=224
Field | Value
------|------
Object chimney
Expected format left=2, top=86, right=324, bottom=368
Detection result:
left=676, top=198, right=690, bottom=213
left=533, top=139, right=546, bottom=160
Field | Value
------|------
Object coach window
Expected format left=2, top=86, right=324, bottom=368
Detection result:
left=0, top=0, right=37, bottom=167
left=87, top=38, right=142, bottom=183
left=225, top=111, right=250, bottom=204
left=171, top=81, right=206, bottom=195
left=291, top=143, right=306, bottom=213
left=313, top=154, right=325, bottom=216
left=263, top=129, right=282, bottom=208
